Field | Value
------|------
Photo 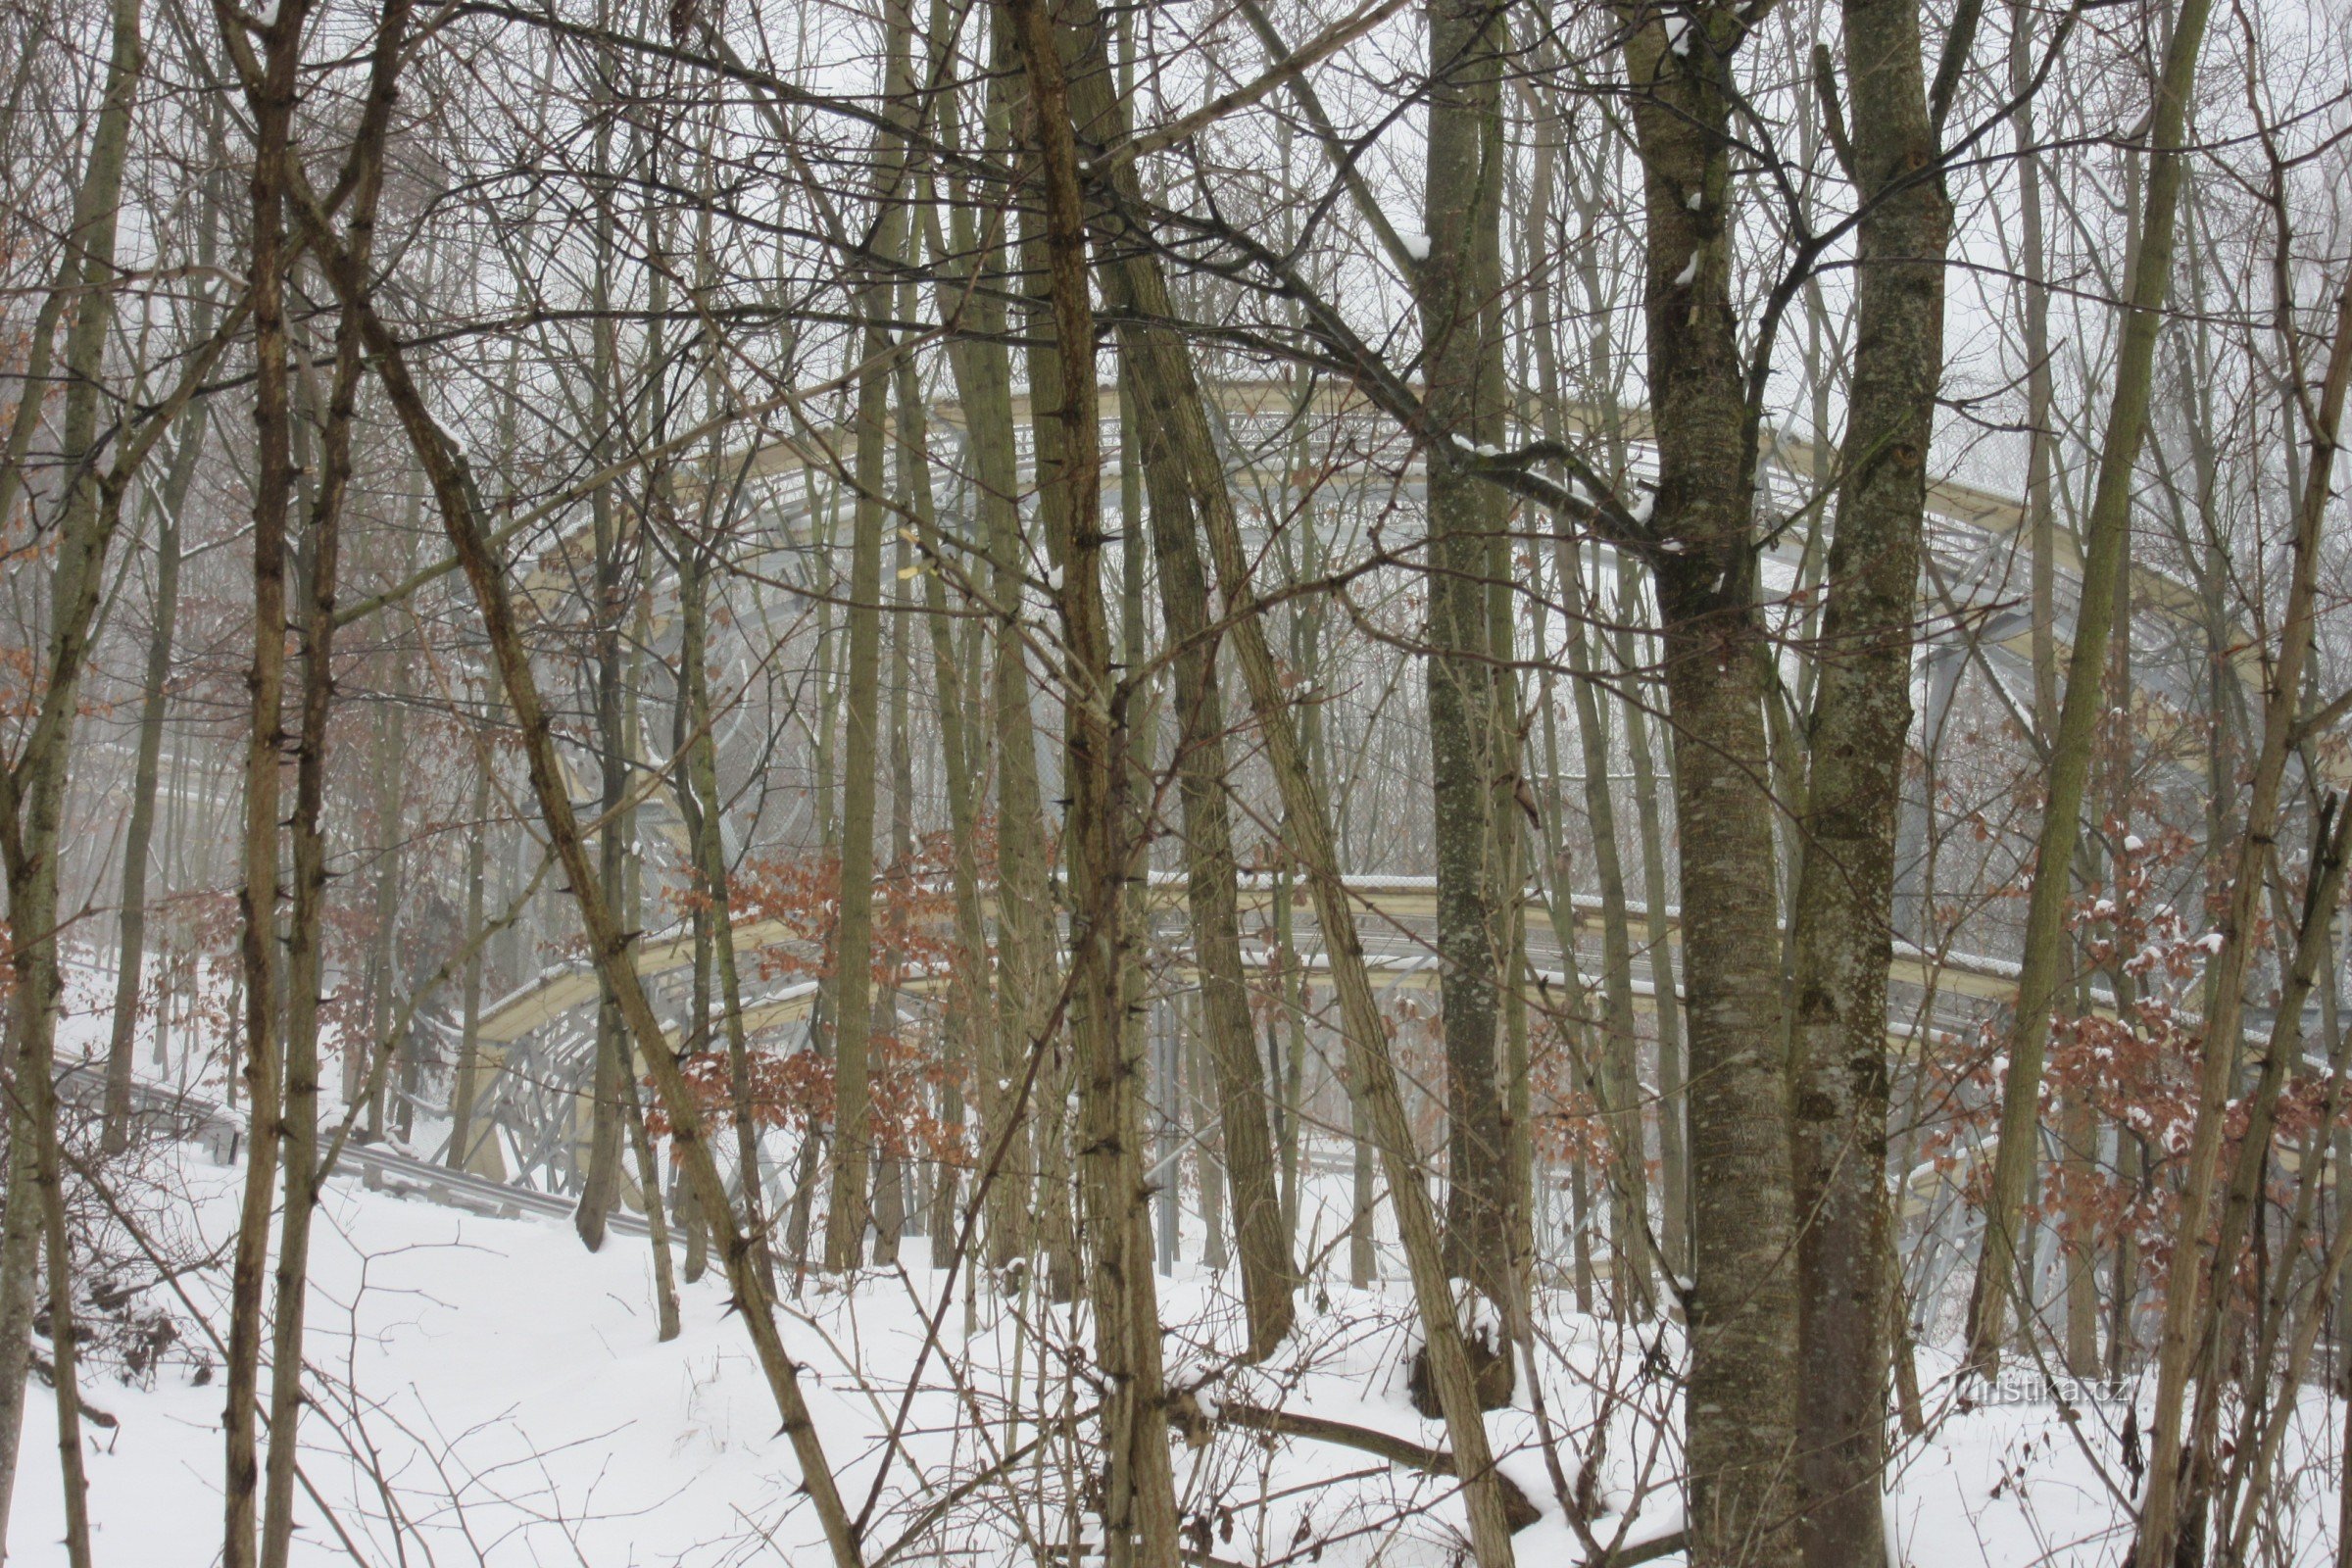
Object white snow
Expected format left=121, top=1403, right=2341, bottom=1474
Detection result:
left=1396, top=227, right=1432, bottom=263
left=24, top=1129, right=2323, bottom=1567
left=14, top=962, right=2345, bottom=1568
left=1673, top=251, right=1700, bottom=287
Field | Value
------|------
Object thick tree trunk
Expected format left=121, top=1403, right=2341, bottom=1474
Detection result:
left=1785, top=5, right=1949, bottom=1563
left=1620, top=10, right=1798, bottom=1563
left=1419, top=0, right=1515, bottom=1319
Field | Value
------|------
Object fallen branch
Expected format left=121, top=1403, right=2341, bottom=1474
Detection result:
left=1169, top=1393, right=1688, bottom=1564
left=1174, top=1394, right=1541, bottom=1532
left=29, top=1353, right=118, bottom=1430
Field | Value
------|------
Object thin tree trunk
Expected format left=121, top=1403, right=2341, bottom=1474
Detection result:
left=680, top=541, right=775, bottom=1290
left=1194, top=1012, right=1227, bottom=1271
left=574, top=177, right=629, bottom=1248
left=102, top=376, right=207, bottom=1153
left=1089, top=99, right=1521, bottom=1563
left=287, top=180, right=869, bottom=1563
left=1968, top=0, right=2215, bottom=1372
left=1110, top=325, right=1297, bottom=1356
left=931, top=26, right=1050, bottom=1277
left=1616, top=560, right=1687, bottom=1280
left=1530, top=175, right=1651, bottom=1305
left=903, top=231, right=982, bottom=1257
left=623, top=1060, right=684, bottom=1341
left=999, top=6, right=1178, bottom=1556
left=2135, top=269, right=2352, bottom=1568
left=258, top=25, right=408, bottom=1556
left=360, top=648, right=410, bottom=1138
left=452, top=697, right=494, bottom=1174
left=822, top=0, right=911, bottom=1272
left=221, top=1, right=310, bottom=1556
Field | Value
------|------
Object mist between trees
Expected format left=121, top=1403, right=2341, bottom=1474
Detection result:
left=0, top=0, right=2349, bottom=1564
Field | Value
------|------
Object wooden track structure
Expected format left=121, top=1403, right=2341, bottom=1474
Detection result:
left=518, top=375, right=2249, bottom=698
left=479, top=375, right=2315, bottom=1063
left=475, top=874, right=2047, bottom=1051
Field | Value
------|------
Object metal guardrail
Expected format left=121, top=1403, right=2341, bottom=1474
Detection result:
left=54, top=1063, right=649, bottom=1239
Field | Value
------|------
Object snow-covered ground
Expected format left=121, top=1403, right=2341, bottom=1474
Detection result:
left=11, top=1127, right=2337, bottom=1566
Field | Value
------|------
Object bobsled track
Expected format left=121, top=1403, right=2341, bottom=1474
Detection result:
left=234, top=372, right=2319, bottom=1243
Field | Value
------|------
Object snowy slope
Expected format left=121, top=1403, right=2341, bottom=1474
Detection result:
left=5, top=1139, right=2337, bottom=1566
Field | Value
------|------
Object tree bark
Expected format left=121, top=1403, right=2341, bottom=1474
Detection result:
left=222, top=1, right=310, bottom=1557
left=1619, top=9, right=1799, bottom=1562
left=1419, top=0, right=1515, bottom=1318
left=1002, top=2, right=1180, bottom=1557
left=1785, top=5, right=1950, bottom=1563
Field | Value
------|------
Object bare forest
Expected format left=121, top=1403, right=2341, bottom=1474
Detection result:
left=1, top=0, right=2350, bottom=1561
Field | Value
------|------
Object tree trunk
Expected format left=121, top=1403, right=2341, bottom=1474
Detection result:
left=1419, top=0, right=1515, bottom=1320
left=1114, top=297, right=1297, bottom=1360
left=1616, top=558, right=1687, bottom=1280
left=822, top=0, right=911, bottom=1271
left=1086, top=84, right=1520, bottom=1560
left=101, top=403, right=202, bottom=1155
left=932, top=30, right=1051, bottom=1275
left=452, top=698, right=494, bottom=1174
left=289, top=182, right=869, bottom=1563
left=2134, top=266, right=2351, bottom=1568
left=222, top=2, right=310, bottom=1558
left=1785, top=5, right=1949, bottom=1563
left=1529, top=166, right=1652, bottom=1305
left=1002, top=5, right=1179, bottom=1556
left=258, top=31, right=409, bottom=1557
left=903, top=226, right=983, bottom=1255
left=574, top=167, right=629, bottom=1247
left=1968, top=0, right=2215, bottom=1372
left=1620, top=10, right=1798, bottom=1562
